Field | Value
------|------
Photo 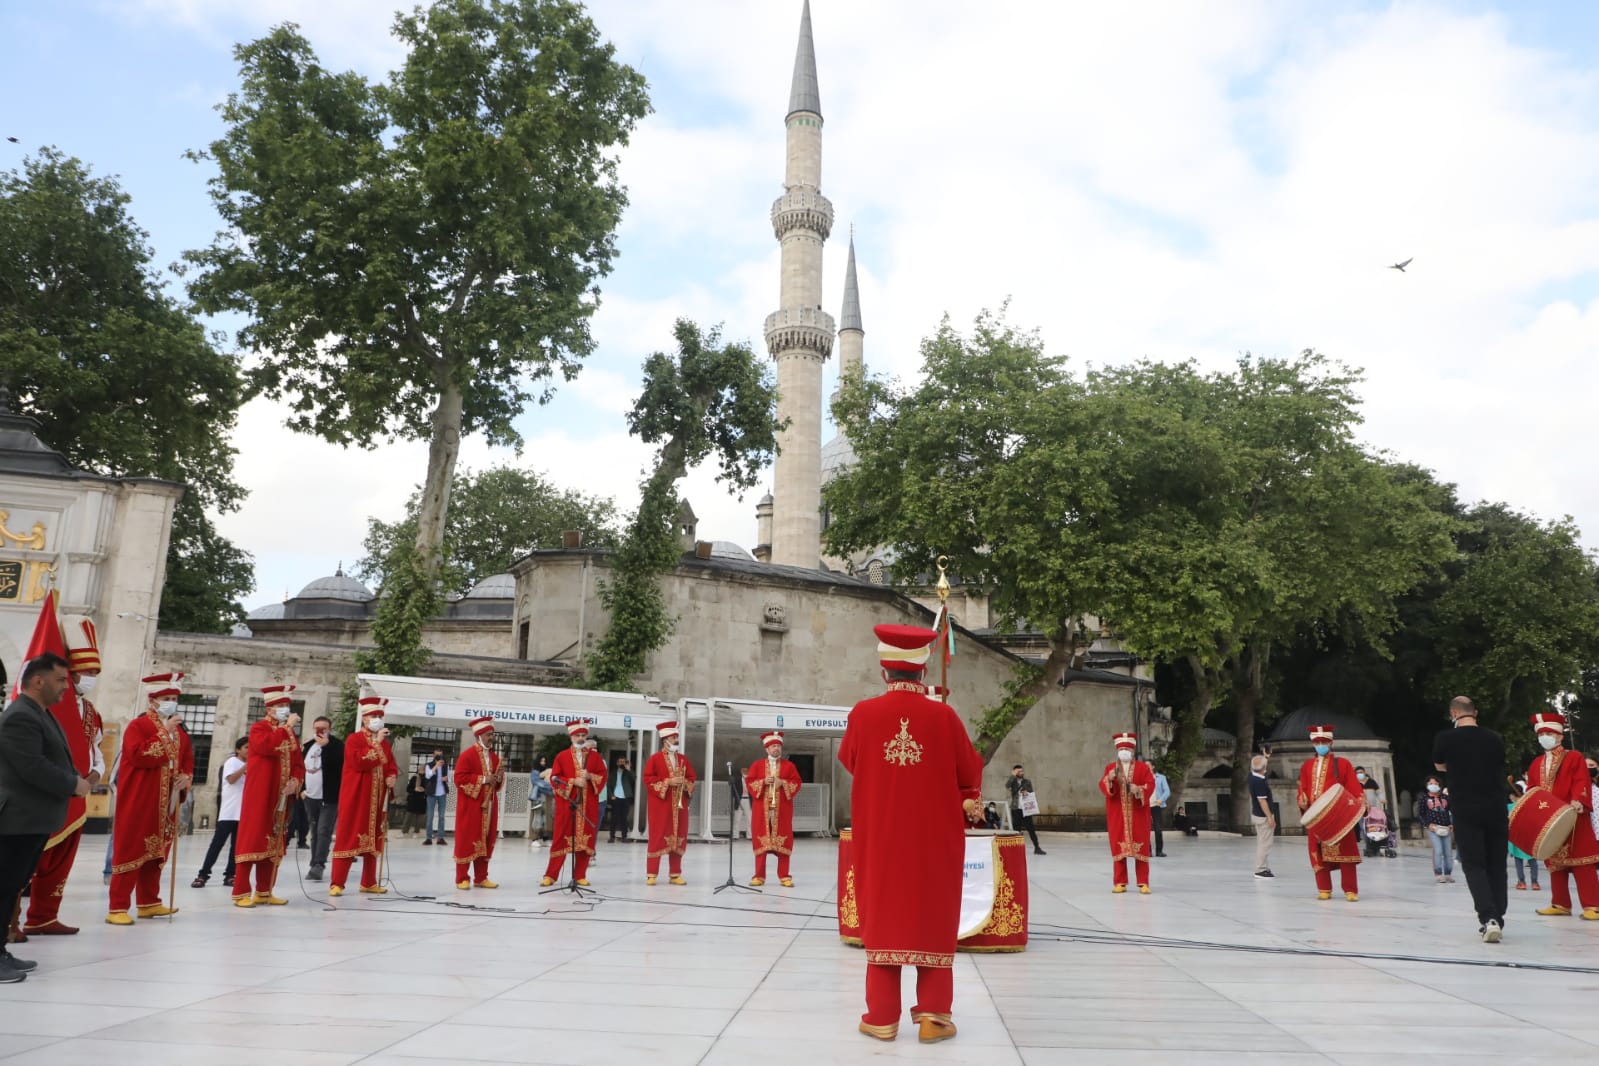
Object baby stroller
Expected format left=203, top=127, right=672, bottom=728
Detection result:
left=1363, top=805, right=1397, bottom=858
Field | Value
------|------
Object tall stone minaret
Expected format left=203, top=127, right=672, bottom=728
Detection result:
left=765, top=0, right=834, bottom=568
left=837, top=230, right=864, bottom=386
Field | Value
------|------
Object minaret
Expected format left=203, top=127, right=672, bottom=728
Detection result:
left=837, top=230, right=864, bottom=388
left=764, top=0, right=834, bottom=568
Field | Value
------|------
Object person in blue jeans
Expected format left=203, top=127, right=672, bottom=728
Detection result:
left=422, top=748, right=450, bottom=844
left=1420, top=776, right=1454, bottom=883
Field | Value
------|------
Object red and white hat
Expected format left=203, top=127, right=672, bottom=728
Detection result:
left=143, top=672, right=185, bottom=701
left=1113, top=732, right=1137, bottom=750
left=566, top=718, right=592, bottom=739
left=358, top=696, right=387, bottom=720
left=875, top=623, right=937, bottom=671
left=762, top=731, right=784, bottom=748
left=65, top=616, right=101, bottom=674
left=1308, top=724, right=1335, bottom=742
left=260, top=683, right=295, bottom=708
left=1530, top=712, right=1567, bottom=736
left=657, top=720, right=680, bottom=741
left=470, top=715, right=496, bottom=737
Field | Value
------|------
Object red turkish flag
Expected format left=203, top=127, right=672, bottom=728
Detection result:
left=13, top=589, right=92, bottom=774
left=15, top=589, right=67, bottom=695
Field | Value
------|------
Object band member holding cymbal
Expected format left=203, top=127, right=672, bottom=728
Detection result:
left=1296, top=724, right=1363, bottom=902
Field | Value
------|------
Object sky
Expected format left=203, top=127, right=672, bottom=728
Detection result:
left=4, top=0, right=1598, bottom=614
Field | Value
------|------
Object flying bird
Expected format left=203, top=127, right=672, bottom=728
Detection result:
left=1389, top=257, right=1413, bottom=272
left=5, top=137, right=18, bottom=144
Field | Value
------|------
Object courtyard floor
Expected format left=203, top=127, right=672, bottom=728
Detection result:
left=1, top=831, right=1597, bottom=1065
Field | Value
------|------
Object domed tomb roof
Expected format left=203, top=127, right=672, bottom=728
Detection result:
left=1268, top=706, right=1381, bottom=742
left=463, top=573, right=516, bottom=599
left=246, top=601, right=286, bottom=620
left=820, top=433, right=857, bottom=481
left=295, top=566, right=375, bottom=602
left=709, top=541, right=754, bottom=561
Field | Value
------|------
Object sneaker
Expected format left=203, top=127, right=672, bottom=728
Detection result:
left=1445, top=875, right=1456, bottom=883
left=422, top=838, right=433, bottom=845
left=1033, top=848, right=1046, bottom=856
left=1516, top=882, right=1527, bottom=890
left=1254, top=869, right=1274, bottom=878
left=1435, top=874, right=1446, bottom=883
left=0, top=953, right=36, bottom=973
left=1483, top=919, right=1503, bottom=943
left=191, top=876, right=208, bottom=888
left=306, top=868, right=324, bottom=882
left=0, top=957, right=26, bottom=984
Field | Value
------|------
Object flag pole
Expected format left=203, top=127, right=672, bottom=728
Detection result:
left=935, top=556, right=951, bottom=697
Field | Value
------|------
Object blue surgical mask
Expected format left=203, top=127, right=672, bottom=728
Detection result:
left=1313, top=744, right=1330, bottom=757
left=1427, top=783, right=1441, bottom=793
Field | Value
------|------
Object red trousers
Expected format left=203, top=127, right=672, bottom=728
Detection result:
left=108, top=860, right=166, bottom=912
left=25, top=828, right=81, bottom=929
left=647, top=852, right=683, bottom=876
left=332, top=855, right=378, bottom=890
left=755, top=852, right=791, bottom=879
left=1112, top=858, right=1149, bottom=887
left=545, top=851, right=590, bottom=881
left=1549, top=864, right=1599, bottom=910
left=1314, top=864, right=1359, bottom=893
left=864, top=963, right=954, bottom=1027
left=456, top=858, right=491, bottom=884
left=231, top=860, right=280, bottom=898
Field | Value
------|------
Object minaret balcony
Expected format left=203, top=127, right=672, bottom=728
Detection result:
left=764, top=308, right=836, bottom=360
left=771, top=188, right=834, bottom=240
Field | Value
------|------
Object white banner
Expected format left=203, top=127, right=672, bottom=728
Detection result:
left=382, top=698, right=658, bottom=733
left=739, top=711, right=851, bottom=733
left=958, top=836, right=996, bottom=938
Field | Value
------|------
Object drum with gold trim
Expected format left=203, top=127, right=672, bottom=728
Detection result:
left=1300, top=784, right=1364, bottom=846
left=837, top=827, right=862, bottom=945
left=1510, top=785, right=1578, bottom=861
left=957, top=829, right=1029, bottom=953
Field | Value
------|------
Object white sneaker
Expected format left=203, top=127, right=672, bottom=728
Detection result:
left=1483, top=919, right=1502, bottom=943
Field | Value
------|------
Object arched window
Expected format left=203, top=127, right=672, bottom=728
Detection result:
left=866, top=559, right=885, bottom=585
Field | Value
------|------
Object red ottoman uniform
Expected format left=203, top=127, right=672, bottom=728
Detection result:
left=1098, top=732, right=1154, bottom=892
left=1296, top=724, right=1363, bottom=900
left=233, top=685, right=305, bottom=906
left=542, top=719, right=607, bottom=885
left=747, top=730, right=802, bottom=886
left=107, top=672, right=194, bottom=923
left=330, top=697, right=398, bottom=895
left=840, top=624, right=983, bottom=1044
left=644, top=720, right=696, bottom=885
left=1526, top=711, right=1599, bottom=918
left=453, top=716, right=503, bottom=888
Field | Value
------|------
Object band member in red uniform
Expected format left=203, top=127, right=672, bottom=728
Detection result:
left=840, top=624, right=983, bottom=1045
left=1526, top=712, right=1599, bottom=919
left=453, top=716, right=503, bottom=889
left=233, top=685, right=305, bottom=908
left=24, top=617, right=104, bottom=935
left=329, top=697, right=398, bottom=897
left=541, top=720, right=607, bottom=886
left=643, top=721, right=696, bottom=886
left=747, top=730, right=801, bottom=887
left=1098, top=732, right=1155, bottom=894
left=106, top=673, right=194, bottom=925
left=1296, top=723, right=1364, bottom=901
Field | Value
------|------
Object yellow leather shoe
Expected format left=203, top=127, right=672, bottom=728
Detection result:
left=456, top=880, right=471, bottom=890
left=1112, top=884, right=1126, bottom=894
left=780, top=877, right=795, bottom=888
left=1345, top=892, right=1359, bottom=903
left=136, top=903, right=178, bottom=918
left=328, top=885, right=344, bottom=897
left=473, top=881, right=497, bottom=890
left=1317, top=891, right=1332, bottom=900
left=913, top=1013, right=956, bottom=1044
left=669, top=875, right=687, bottom=886
left=232, top=896, right=255, bottom=908
left=104, top=911, right=134, bottom=926
left=360, top=885, right=389, bottom=894
left=254, top=893, right=288, bottom=906
left=1138, top=884, right=1151, bottom=895
left=858, top=1020, right=898, bottom=1041
left=1538, top=903, right=1572, bottom=915
left=645, top=875, right=657, bottom=886
left=575, top=878, right=591, bottom=887
left=1582, top=908, right=1599, bottom=921
left=749, top=877, right=765, bottom=887
left=540, top=876, right=556, bottom=887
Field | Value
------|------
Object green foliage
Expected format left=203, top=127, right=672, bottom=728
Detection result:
left=356, top=464, right=621, bottom=595
left=974, top=663, right=1045, bottom=753
left=586, top=320, right=781, bottom=690
left=0, top=148, right=252, bottom=632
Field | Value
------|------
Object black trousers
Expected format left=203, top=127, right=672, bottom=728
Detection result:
left=1151, top=807, right=1165, bottom=855
left=198, top=820, right=238, bottom=880
left=607, top=798, right=633, bottom=839
left=0, top=833, right=47, bottom=948
left=303, top=798, right=338, bottom=870
left=1011, top=808, right=1040, bottom=849
left=1453, top=812, right=1509, bottom=925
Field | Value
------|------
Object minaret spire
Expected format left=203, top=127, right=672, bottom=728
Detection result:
left=788, top=0, right=821, bottom=120
left=840, top=229, right=863, bottom=335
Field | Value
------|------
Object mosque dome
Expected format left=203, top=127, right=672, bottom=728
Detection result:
left=246, top=601, right=286, bottom=620
left=820, top=433, right=857, bottom=481
left=463, top=573, right=516, bottom=599
left=1268, top=707, right=1380, bottom=742
left=295, top=567, right=375, bottom=602
left=709, top=540, right=754, bottom=561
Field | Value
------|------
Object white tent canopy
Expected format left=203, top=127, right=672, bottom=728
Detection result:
left=357, top=673, right=669, bottom=734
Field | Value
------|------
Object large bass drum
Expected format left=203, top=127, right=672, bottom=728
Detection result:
left=1299, top=785, right=1364, bottom=846
left=1509, top=785, right=1579, bottom=861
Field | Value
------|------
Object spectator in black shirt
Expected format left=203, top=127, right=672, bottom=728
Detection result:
left=1433, top=696, right=1508, bottom=943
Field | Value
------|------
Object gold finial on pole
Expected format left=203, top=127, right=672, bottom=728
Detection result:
left=935, top=556, right=950, bottom=697
left=935, top=555, right=950, bottom=604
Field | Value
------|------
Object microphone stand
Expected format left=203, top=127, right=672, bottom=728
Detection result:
left=539, top=774, right=599, bottom=899
left=714, top=761, right=760, bottom=895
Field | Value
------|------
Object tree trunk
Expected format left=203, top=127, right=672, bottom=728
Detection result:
left=1162, top=655, right=1218, bottom=806
left=1229, top=641, right=1267, bottom=828
left=974, top=631, right=1077, bottom=763
left=412, top=376, right=465, bottom=574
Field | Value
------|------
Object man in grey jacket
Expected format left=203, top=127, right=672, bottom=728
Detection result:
left=0, top=651, right=90, bottom=982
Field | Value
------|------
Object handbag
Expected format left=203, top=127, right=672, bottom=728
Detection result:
left=1428, top=823, right=1452, bottom=836
left=1020, top=791, right=1041, bottom=818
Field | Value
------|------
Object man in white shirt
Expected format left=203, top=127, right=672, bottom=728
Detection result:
left=193, top=737, right=248, bottom=888
left=423, top=748, right=450, bottom=845
left=300, top=717, right=342, bottom=879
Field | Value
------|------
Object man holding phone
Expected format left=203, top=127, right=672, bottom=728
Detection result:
left=423, top=748, right=450, bottom=845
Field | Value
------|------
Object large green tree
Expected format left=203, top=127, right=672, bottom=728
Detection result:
left=0, top=149, right=251, bottom=632
left=184, top=0, right=650, bottom=672
left=356, top=464, right=621, bottom=596
left=586, top=319, right=780, bottom=690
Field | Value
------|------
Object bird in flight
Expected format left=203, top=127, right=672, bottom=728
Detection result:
left=1389, top=257, right=1413, bottom=272
left=5, top=137, right=18, bottom=144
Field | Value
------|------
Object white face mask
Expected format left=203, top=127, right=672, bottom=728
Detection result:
left=157, top=700, right=178, bottom=716
left=272, top=706, right=289, bottom=722
left=664, top=739, right=678, bottom=751
left=1356, top=773, right=1367, bottom=782
left=1539, top=733, right=1561, bottom=751
left=1426, top=783, right=1441, bottom=793
left=1117, top=749, right=1134, bottom=762
left=75, top=675, right=98, bottom=696
left=366, top=717, right=383, bottom=732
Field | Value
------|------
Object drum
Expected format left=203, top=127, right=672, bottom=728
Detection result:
left=837, top=827, right=861, bottom=945
left=958, top=830, right=1029, bottom=953
left=1300, top=785, right=1364, bottom=846
left=1510, top=785, right=1579, bottom=861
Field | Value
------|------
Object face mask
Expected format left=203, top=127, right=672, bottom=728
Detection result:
left=664, top=740, right=678, bottom=751
left=157, top=700, right=178, bottom=716
left=366, top=717, right=383, bottom=732
left=1356, top=773, right=1366, bottom=782
left=1117, top=749, right=1133, bottom=762
left=1590, top=768, right=1598, bottom=781
left=1427, top=783, right=1441, bottom=794
left=1539, top=734, right=1560, bottom=751
left=272, top=707, right=289, bottom=722
left=76, top=675, right=98, bottom=695
left=1313, top=745, right=1330, bottom=757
